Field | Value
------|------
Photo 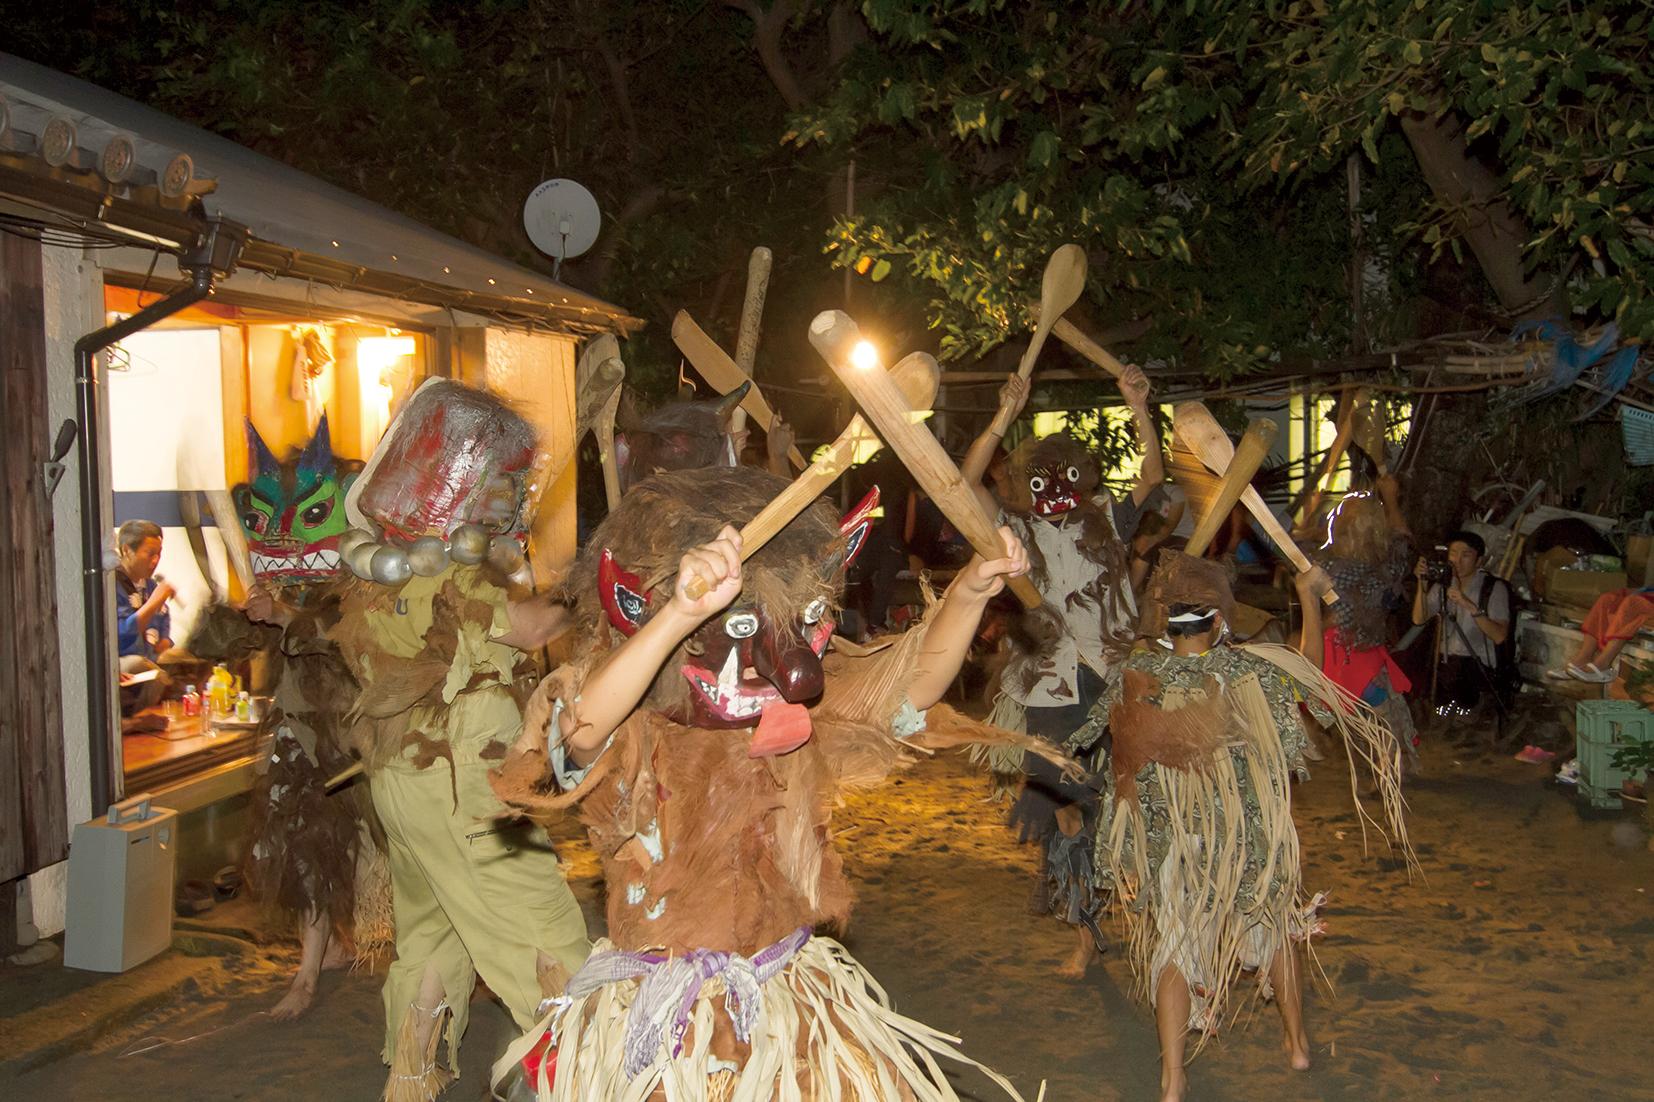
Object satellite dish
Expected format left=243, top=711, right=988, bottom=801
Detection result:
left=523, top=179, right=601, bottom=263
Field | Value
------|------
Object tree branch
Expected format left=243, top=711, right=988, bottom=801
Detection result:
left=1399, top=108, right=1564, bottom=320
left=724, top=0, right=809, bottom=110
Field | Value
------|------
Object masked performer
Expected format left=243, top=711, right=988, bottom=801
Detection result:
left=185, top=416, right=386, bottom=1019
left=329, top=380, right=590, bottom=1102
left=962, top=366, right=1165, bottom=976
left=490, top=466, right=1055, bottom=1100
left=1067, top=552, right=1409, bottom=1102
left=615, top=384, right=750, bottom=493
left=1303, top=473, right=1419, bottom=775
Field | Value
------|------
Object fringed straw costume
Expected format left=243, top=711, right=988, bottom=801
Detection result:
left=490, top=468, right=1058, bottom=1100
left=1068, top=553, right=1412, bottom=1046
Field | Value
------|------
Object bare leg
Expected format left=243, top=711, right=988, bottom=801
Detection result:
left=1269, top=945, right=1311, bottom=1071
left=410, top=964, right=447, bottom=1056
left=1051, top=804, right=1099, bottom=979
left=1155, top=966, right=1191, bottom=1102
left=269, top=909, right=331, bottom=1021
left=1595, top=638, right=1629, bottom=668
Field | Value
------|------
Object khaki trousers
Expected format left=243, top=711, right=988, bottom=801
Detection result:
left=372, top=759, right=591, bottom=1069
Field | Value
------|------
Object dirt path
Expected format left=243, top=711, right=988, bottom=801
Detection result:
left=6, top=737, right=1649, bottom=1100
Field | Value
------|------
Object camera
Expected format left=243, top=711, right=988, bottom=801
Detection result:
left=1421, top=557, right=1454, bottom=586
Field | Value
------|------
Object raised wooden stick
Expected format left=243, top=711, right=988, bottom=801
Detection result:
left=1183, top=418, right=1280, bottom=558
left=1050, top=315, right=1126, bottom=378
left=730, top=247, right=772, bottom=437
left=1016, top=244, right=1088, bottom=380
left=202, top=487, right=255, bottom=593
left=681, top=353, right=939, bottom=600
left=1173, top=401, right=1338, bottom=604
left=577, top=334, right=627, bottom=512
left=673, top=310, right=807, bottom=470
left=1348, top=389, right=1388, bottom=476
left=811, top=311, right=1042, bottom=609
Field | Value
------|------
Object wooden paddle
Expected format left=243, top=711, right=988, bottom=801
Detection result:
left=576, top=334, right=626, bottom=512
left=1183, top=418, right=1280, bottom=558
left=1016, top=244, right=1088, bottom=380
left=1173, top=401, right=1338, bottom=604
left=1049, top=315, right=1126, bottom=379
left=672, top=310, right=807, bottom=471
left=681, top=352, right=939, bottom=600
left=1348, top=389, right=1388, bottom=476
left=810, top=310, right=1042, bottom=609
left=203, top=487, right=255, bottom=595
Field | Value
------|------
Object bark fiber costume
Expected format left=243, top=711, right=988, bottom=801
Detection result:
left=491, top=467, right=1055, bottom=1100
left=187, top=416, right=389, bottom=962
left=1067, top=553, right=1411, bottom=1047
left=993, top=432, right=1141, bottom=931
left=331, top=381, right=591, bottom=1101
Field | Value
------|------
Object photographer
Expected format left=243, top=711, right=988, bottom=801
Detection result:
left=1412, top=530, right=1510, bottom=716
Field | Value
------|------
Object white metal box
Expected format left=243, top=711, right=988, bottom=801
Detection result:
left=63, top=795, right=178, bottom=973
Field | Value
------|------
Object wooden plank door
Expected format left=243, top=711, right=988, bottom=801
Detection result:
left=0, top=233, right=69, bottom=881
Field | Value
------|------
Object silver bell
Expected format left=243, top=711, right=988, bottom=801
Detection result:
left=407, top=535, right=449, bottom=577
left=369, top=545, right=413, bottom=587
left=346, top=541, right=380, bottom=580
left=449, top=523, right=490, bottom=565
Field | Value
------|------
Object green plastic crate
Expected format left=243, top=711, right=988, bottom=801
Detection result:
left=1576, top=700, right=1654, bottom=809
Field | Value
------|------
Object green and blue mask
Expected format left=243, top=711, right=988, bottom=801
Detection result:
left=233, top=415, right=361, bottom=591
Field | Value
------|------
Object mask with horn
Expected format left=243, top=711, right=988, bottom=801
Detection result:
left=574, top=466, right=877, bottom=749
left=614, top=383, right=749, bottom=494
left=339, top=379, right=546, bottom=588
left=233, top=415, right=362, bottom=594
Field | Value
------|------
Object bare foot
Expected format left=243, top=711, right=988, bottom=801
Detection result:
left=1285, top=1032, right=1311, bottom=1071
left=1056, top=931, right=1100, bottom=979
left=269, top=974, right=317, bottom=1021
left=1159, top=1066, right=1187, bottom=1102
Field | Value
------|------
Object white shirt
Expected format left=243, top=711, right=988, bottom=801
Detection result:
left=1426, top=570, right=1509, bottom=666
left=1002, top=496, right=1137, bottom=708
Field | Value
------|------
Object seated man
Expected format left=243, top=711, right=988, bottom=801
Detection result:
left=115, top=519, right=175, bottom=716
left=1412, top=529, right=1510, bottom=718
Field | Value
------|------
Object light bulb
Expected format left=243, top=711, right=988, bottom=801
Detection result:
left=850, top=340, right=879, bottom=371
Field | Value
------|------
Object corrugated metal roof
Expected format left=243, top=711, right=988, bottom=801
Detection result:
left=0, top=53, right=641, bottom=335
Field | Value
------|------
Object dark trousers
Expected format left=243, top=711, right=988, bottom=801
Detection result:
left=1010, top=665, right=1106, bottom=844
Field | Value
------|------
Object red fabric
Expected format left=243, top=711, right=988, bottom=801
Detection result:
left=1321, top=628, right=1412, bottom=699
left=1581, top=589, right=1654, bottom=647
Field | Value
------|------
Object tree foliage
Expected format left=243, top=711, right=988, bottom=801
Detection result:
left=797, top=0, right=1654, bottom=371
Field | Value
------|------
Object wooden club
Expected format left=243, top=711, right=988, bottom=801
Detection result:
left=1016, top=243, right=1088, bottom=381
left=680, top=352, right=939, bottom=600
left=673, top=310, right=807, bottom=471
left=1182, top=418, right=1279, bottom=558
left=810, top=310, right=1043, bottom=609
left=1173, top=401, right=1338, bottom=604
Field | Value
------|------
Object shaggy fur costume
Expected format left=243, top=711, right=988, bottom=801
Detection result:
left=490, top=466, right=1064, bottom=1097
left=188, top=599, right=386, bottom=956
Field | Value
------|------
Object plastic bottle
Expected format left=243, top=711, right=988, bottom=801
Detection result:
left=235, top=691, right=251, bottom=722
left=181, top=685, right=200, bottom=717
left=208, top=665, right=233, bottom=716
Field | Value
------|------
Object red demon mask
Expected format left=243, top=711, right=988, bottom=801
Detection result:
left=597, top=487, right=879, bottom=750
left=1028, top=460, right=1083, bottom=518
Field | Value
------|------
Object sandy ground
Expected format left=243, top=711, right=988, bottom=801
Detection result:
left=3, top=728, right=1651, bottom=1101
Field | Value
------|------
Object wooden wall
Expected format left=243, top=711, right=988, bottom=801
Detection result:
left=0, top=233, right=69, bottom=882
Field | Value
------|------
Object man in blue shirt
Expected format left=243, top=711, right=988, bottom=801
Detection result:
left=115, top=519, right=174, bottom=713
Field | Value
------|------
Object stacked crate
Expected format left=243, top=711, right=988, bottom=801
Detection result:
left=1575, top=700, right=1654, bottom=809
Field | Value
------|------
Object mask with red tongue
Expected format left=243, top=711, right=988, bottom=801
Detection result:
left=591, top=471, right=879, bottom=758
left=1007, top=431, right=1101, bottom=520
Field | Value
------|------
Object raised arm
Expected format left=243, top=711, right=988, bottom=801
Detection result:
left=907, top=526, right=1030, bottom=711
left=556, top=527, right=745, bottom=765
left=960, top=374, right=1030, bottom=487
left=1120, top=364, right=1164, bottom=506
left=1293, top=564, right=1334, bottom=666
